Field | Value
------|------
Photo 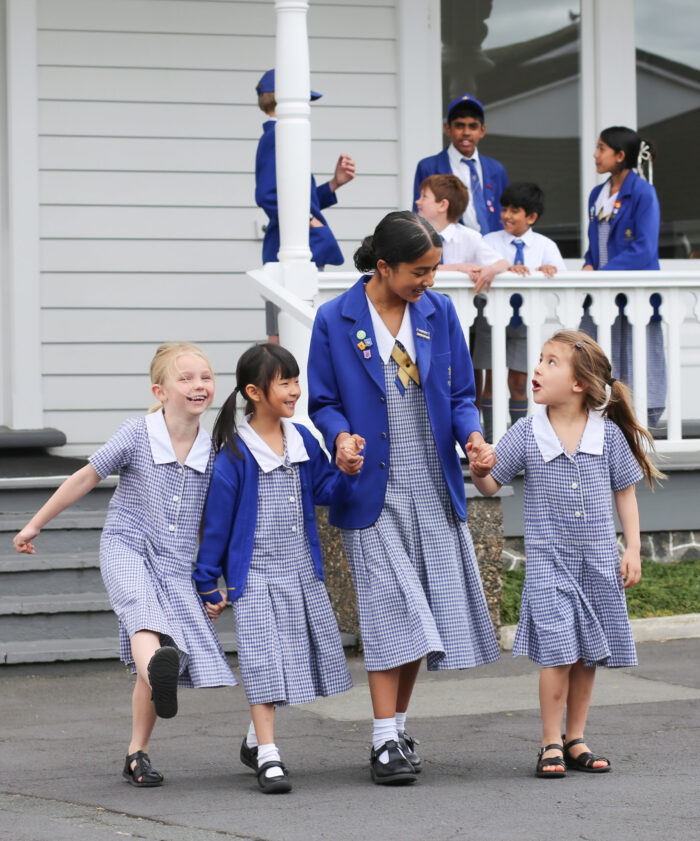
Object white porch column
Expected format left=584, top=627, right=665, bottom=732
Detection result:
left=274, top=0, right=318, bottom=418
left=579, top=0, right=637, bottom=252
left=1, top=0, right=43, bottom=428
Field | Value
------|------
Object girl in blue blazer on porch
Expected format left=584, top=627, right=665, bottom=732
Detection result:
left=193, top=343, right=355, bottom=794
left=308, top=211, right=500, bottom=787
left=582, top=126, right=664, bottom=426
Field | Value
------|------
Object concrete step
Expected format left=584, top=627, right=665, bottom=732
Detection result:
left=0, top=529, right=102, bottom=555
left=0, top=592, right=116, bottom=640
left=0, top=563, right=104, bottom=596
left=0, top=510, right=108, bottom=532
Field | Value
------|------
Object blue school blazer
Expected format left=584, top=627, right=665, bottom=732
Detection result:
left=412, top=148, right=508, bottom=234
left=193, top=425, right=354, bottom=603
left=255, top=120, right=344, bottom=267
left=308, top=277, right=482, bottom=530
left=583, top=170, right=660, bottom=270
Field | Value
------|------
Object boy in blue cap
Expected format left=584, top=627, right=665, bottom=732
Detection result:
left=413, top=95, right=507, bottom=235
left=255, top=70, right=355, bottom=340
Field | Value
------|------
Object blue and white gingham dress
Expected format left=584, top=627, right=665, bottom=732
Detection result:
left=341, top=360, right=500, bottom=672
left=491, top=411, right=642, bottom=668
left=89, top=415, right=236, bottom=688
left=233, top=453, right=353, bottom=706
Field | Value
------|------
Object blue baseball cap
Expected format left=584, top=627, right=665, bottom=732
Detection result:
left=256, top=69, right=322, bottom=101
left=446, top=94, right=485, bottom=122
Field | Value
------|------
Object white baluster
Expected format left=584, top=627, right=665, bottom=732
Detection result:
left=490, top=287, right=509, bottom=442
left=665, top=287, right=682, bottom=442
left=630, top=288, right=648, bottom=425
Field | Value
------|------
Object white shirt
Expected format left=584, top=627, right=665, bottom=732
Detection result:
left=145, top=408, right=211, bottom=472
left=593, top=179, right=618, bottom=220
left=532, top=407, right=604, bottom=462
left=366, top=294, right=416, bottom=364
left=440, top=222, right=503, bottom=267
left=482, top=228, right=566, bottom=273
left=447, top=143, right=482, bottom=232
left=236, top=414, right=310, bottom=472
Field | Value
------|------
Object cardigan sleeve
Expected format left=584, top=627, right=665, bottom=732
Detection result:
left=193, top=454, right=240, bottom=603
left=303, top=430, right=358, bottom=505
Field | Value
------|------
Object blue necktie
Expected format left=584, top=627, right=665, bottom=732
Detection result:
left=463, top=158, right=489, bottom=233
left=512, top=238, right=525, bottom=266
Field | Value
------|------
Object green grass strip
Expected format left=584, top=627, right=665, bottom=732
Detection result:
left=500, top=558, right=700, bottom=626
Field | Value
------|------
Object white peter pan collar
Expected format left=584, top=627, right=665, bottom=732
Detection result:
left=366, top=294, right=417, bottom=364
left=532, top=406, right=604, bottom=462
left=237, top=415, right=309, bottom=473
left=145, top=408, right=211, bottom=473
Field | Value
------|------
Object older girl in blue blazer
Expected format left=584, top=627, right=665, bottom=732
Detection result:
left=308, top=211, right=500, bottom=786
left=582, top=126, right=665, bottom=425
left=194, top=344, right=355, bottom=794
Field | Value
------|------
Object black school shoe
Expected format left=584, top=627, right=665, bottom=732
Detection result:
left=370, top=740, right=417, bottom=785
left=240, top=737, right=258, bottom=771
left=147, top=646, right=180, bottom=718
left=122, top=750, right=164, bottom=787
left=398, top=731, right=422, bottom=773
left=257, top=761, right=292, bottom=794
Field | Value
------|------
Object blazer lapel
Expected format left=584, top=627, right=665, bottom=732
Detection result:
left=341, top=278, right=385, bottom=394
left=410, top=294, right=435, bottom=384
left=609, top=171, right=635, bottom=233
left=438, top=148, right=452, bottom=175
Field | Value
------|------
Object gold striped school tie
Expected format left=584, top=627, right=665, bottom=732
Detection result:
left=391, top=341, right=420, bottom=395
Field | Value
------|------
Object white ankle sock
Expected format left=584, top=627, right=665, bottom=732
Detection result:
left=372, top=716, right=398, bottom=764
left=395, top=711, right=407, bottom=734
left=246, top=721, right=258, bottom=748
left=257, top=743, right=284, bottom=778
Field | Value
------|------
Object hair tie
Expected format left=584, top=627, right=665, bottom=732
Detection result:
left=637, top=141, right=653, bottom=184
left=574, top=341, right=586, bottom=349
left=607, top=377, right=616, bottom=387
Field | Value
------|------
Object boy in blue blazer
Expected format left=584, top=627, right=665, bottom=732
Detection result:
left=255, top=70, right=356, bottom=339
left=413, top=95, right=508, bottom=234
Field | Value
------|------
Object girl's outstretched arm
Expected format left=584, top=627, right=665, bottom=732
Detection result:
left=614, top=484, right=642, bottom=588
left=13, top=464, right=101, bottom=553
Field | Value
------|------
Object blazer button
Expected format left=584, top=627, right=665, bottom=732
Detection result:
left=380, top=396, right=386, bottom=403
left=379, top=461, right=386, bottom=469
left=381, top=432, right=387, bottom=439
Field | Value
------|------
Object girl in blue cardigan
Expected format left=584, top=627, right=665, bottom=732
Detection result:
left=194, top=344, right=357, bottom=794
left=308, top=211, right=501, bottom=786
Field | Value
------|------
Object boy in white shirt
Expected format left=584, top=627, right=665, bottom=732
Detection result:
left=416, top=174, right=508, bottom=440
left=483, top=182, right=566, bottom=277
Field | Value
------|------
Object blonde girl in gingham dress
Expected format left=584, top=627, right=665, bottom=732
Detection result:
left=470, top=330, right=662, bottom=779
left=14, top=343, right=236, bottom=788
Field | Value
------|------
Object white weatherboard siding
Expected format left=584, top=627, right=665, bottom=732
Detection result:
left=38, top=0, right=399, bottom=454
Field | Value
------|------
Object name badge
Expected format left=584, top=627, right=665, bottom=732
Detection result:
left=416, top=328, right=430, bottom=340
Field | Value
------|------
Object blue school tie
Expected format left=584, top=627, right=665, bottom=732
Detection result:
left=391, top=341, right=420, bottom=395
left=512, top=239, right=525, bottom=266
left=463, top=158, right=489, bottom=233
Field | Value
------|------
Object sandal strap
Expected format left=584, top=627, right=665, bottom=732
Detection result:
left=539, top=743, right=564, bottom=755
left=256, top=760, right=288, bottom=780
left=563, top=737, right=585, bottom=751
left=572, top=751, right=609, bottom=767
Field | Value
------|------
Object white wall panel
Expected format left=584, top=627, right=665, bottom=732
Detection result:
left=35, top=0, right=400, bottom=453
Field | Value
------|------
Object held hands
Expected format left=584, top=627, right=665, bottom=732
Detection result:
left=620, top=548, right=642, bottom=589
left=329, top=155, right=356, bottom=191
left=466, top=434, right=497, bottom=478
left=13, top=523, right=41, bottom=554
left=335, top=432, right=365, bottom=476
left=204, top=592, right=229, bottom=621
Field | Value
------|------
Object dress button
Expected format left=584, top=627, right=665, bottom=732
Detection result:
left=286, top=468, right=293, bottom=474
left=574, top=511, right=581, bottom=518
left=173, top=495, right=179, bottom=502
left=177, top=467, right=183, bottom=473
left=571, top=482, right=578, bottom=490
left=289, top=496, right=295, bottom=502
left=381, top=432, right=387, bottom=439
left=291, top=525, right=297, bottom=533
left=168, top=524, right=175, bottom=531
left=379, top=461, right=386, bottom=469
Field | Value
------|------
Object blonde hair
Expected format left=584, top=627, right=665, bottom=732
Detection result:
left=148, top=342, right=214, bottom=414
left=547, top=330, right=664, bottom=488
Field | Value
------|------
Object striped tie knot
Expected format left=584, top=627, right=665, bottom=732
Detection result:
left=391, top=341, right=420, bottom=395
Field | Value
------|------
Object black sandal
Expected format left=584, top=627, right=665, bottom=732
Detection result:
left=148, top=646, right=179, bottom=719
left=563, top=737, right=611, bottom=773
left=122, top=750, right=164, bottom=787
left=536, top=744, right=566, bottom=778
left=256, top=761, right=292, bottom=794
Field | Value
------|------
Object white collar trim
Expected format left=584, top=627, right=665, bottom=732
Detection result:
left=532, top=407, right=604, bottom=462
left=366, top=294, right=416, bottom=364
left=145, top=408, right=211, bottom=472
left=237, top=415, right=309, bottom=473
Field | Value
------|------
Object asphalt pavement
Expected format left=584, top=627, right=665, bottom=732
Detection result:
left=1, top=640, right=699, bottom=841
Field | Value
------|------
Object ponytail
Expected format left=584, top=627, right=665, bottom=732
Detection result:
left=212, top=387, right=243, bottom=459
left=602, top=379, right=664, bottom=488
